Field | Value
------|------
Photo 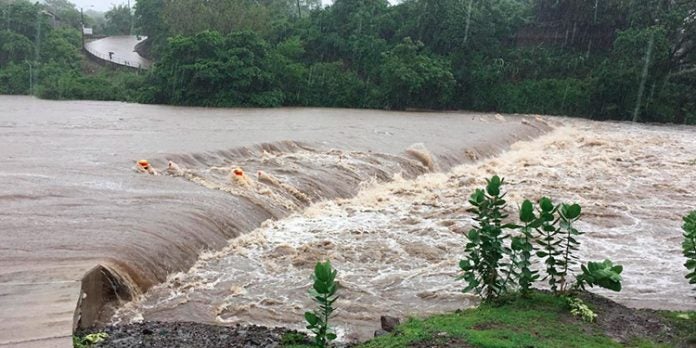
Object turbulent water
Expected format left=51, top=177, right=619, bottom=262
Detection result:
left=0, top=96, right=547, bottom=346
left=112, top=119, right=696, bottom=341
left=1, top=95, right=693, bottom=346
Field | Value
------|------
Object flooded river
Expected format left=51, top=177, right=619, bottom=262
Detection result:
left=0, top=96, right=545, bottom=347
left=1, top=95, right=693, bottom=345
left=112, top=120, right=696, bottom=341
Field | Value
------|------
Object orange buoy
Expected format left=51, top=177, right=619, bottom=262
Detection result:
left=233, top=168, right=244, bottom=176
left=137, top=159, right=150, bottom=169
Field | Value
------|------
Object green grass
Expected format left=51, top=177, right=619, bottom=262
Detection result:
left=73, top=332, right=108, bottom=348
left=281, top=291, right=694, bottom=348
left=358, top=292, right=619, bottom=348
left=622, top=311, right=696, bottom=348
left=656, top=311, right=696, bottom=346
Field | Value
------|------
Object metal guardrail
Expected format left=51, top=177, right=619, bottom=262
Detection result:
left=84, top=42, right=149, bottom=70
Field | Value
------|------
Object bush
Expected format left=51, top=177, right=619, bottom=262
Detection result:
left=0, top=63, right=31, bottom=94
left=377, top=37, right=455, bottom=110
left=534, top=197, right=563, bottom=293
left=73, top=332, right=108, bottom=348
left=300, top=62, right=367, bottom=108
left=459, top=176, right=514, bottom=301
left=566, top=297, right=597, bottom=323
left=37, top=70, right=125, bottom=101
left=493, top=78, right=592, bottom=116
left=152, top=30, right=284, bottom=107
left=460, top=175, right=624, bottom=301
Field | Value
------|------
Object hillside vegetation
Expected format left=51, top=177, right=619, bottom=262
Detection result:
left=1, top=0, right=694, bottom=123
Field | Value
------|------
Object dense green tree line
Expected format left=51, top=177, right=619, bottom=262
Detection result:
left=1, top=0, right=694, bottom=124
left=103, top=5, right=133, bottom=36
left=133, top=0, right=696, bottom=123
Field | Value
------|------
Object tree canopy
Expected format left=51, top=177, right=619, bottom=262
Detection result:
left=0, top=0, right=693, bottom=124
left=104, top=4, right=132, bottom=35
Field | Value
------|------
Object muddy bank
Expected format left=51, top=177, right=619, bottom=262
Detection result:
left=80, top=322, right=303, bottom=348
left=0, top=96, right=547, bottom=346
left=576, top=292, right=692, bottom=345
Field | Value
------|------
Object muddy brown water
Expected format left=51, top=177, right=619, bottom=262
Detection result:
left=0, top=96, right=547, bottom=347
left=113, top=120, right=696, bottom=341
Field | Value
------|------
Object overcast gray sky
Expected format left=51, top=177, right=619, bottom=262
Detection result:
left=68, top=0, right=125, bottom=12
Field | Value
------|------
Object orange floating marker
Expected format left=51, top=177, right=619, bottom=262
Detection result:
left=137, top=159, right=150, bottom=169
left=233, top=168, right=244, bottom=176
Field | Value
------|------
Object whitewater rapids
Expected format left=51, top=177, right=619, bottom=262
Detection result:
left=112, top=119, right=696, bottom=341
left=0, top=96, right=547, bottom=346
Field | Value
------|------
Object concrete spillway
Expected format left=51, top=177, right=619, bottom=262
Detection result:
left=0, top=96, right=548, bottom=346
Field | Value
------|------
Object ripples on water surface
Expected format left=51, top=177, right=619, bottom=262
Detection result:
left=2, top=97, right=555, bottom=345
left=114, top=119, right=696, bottom=341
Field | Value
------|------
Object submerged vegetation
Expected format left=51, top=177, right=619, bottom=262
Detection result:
left=1, top=0, right=695, bottom=123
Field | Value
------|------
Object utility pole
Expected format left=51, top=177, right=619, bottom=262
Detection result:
left=34, top=10, right=41, bottom=92
left=25, top=61, right=32, bottom=95
left=80, top=8, right=85, bottom=49
left=632, top=3, right=660, bottom=123
left=128, top=0, right=134, bottom=35
left=35, top=11, right=40, bottom=62
left=632, top=31, right=655, bottom=123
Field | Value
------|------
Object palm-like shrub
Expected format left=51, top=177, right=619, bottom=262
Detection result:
left=305, top=261, right=339, bottom=347
left=459, top=176, right=514, bottom=301
left=460, top=175, right=624, bottom=300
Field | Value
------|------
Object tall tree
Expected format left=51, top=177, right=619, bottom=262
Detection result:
left=378, top=37, right=455, bottom=109
left=43, top=0, right=81, bottom=29
left=153, top=30, right=283, bottom=107
left=104, top=4, right=131, bottom=35
left=2, top=0, right=41, bottom=40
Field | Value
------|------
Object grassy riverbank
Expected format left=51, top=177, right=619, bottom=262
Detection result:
left=353, top=291, right=695, bottom=348
left=80, top=291, right=695, bottom=347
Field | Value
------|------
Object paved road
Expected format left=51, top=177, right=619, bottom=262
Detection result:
left=84, top=36, right=152, bottom=69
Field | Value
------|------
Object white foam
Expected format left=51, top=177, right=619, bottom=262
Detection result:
left=113, top=119, right=696, bottom=341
